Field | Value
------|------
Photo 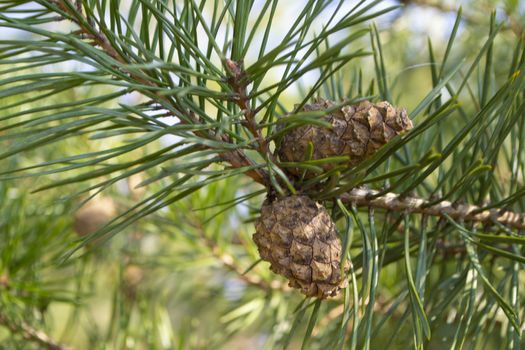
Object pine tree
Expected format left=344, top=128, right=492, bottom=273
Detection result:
left=0, top=1, right=524, bottom=349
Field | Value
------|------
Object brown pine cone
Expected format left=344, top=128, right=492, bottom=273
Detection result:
left=73, top=196, right=117, bottom=237
left=253, top=195, right=348, bottom=298
left=277, top=99, right=413, bottom=177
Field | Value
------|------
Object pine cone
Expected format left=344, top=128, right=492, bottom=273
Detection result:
left=253, top=195, right=348, bottom=298
left=73, top=196, right=117, bottom=237
left=278, top=99, right=413, bottom=176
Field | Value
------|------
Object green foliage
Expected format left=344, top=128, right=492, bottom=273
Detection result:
left=0, top=0, right=525, bottom=349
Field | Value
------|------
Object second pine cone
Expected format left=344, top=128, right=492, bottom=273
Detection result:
left=278, top=99, right=413, bottom=177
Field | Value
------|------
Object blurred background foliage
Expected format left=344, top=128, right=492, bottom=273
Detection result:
left=0, top=0, right=524, bottom=349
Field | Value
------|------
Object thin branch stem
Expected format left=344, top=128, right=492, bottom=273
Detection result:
left=49, top=0, right=124, bottom=64
left=0, top=313, right=71, bottom=350
left=219, top=147, right=269, bottom=185
left=204, top=238, right=286, bottom=291
left=194, top=221, right=286, bottom=292
left=225, top=59, right=270, bottom=157
left=341, top=188, right=525, bottom=230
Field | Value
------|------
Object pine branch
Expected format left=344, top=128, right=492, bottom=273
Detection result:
left=0, top=276, right=69, bottom=349
left=0, top=313, right=71, bottom=350
left=1, top=0, right=524, bottom=346
left=205, top=238, right=286, bottom=292
left=341, top=187, right=525, bottom=230
left=219, top=148, right=269, bottom=185
left=43, top=0, right=270, bottom=186
left=225, top=59, right=271, bottom=158
left=195, top=221, right=285, bottom=292
left=47, top=0, right=125, bottom=65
